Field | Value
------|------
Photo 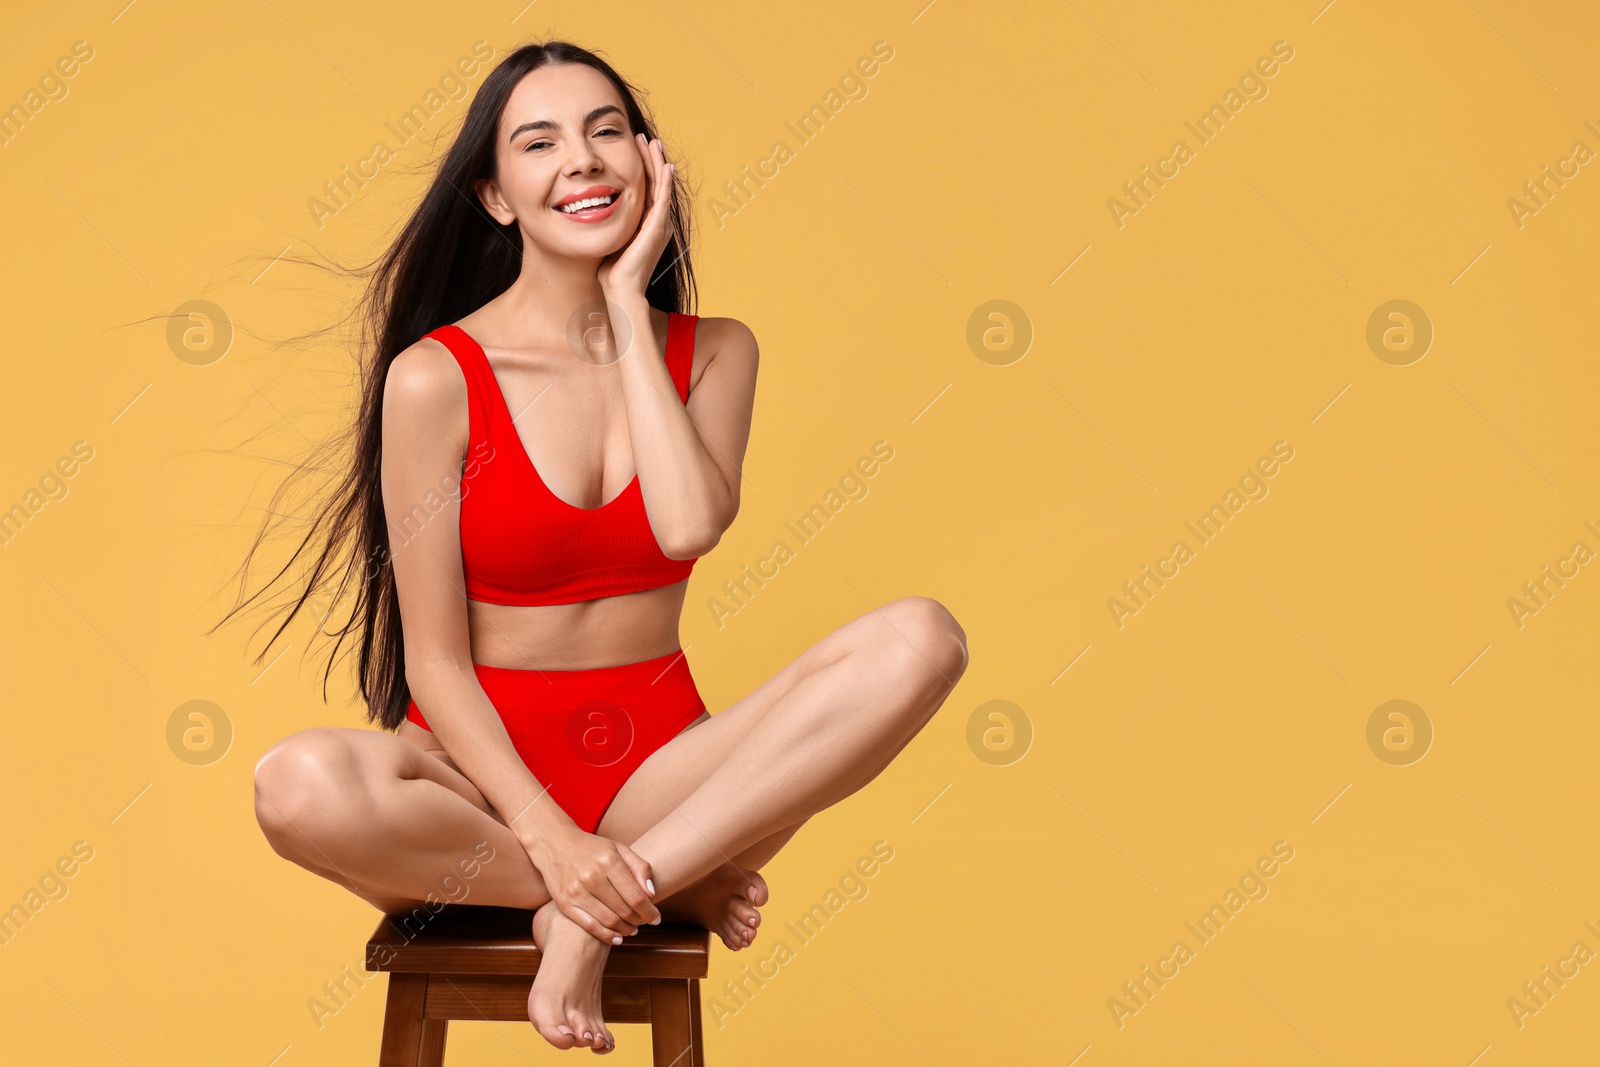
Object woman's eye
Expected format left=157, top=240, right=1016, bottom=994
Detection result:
left=522, top=129, right=620, bottom=151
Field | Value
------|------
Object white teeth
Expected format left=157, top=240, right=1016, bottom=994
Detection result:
left=557, top=194, right=616, bottom=214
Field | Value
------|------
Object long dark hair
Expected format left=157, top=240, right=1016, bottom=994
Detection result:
left=211, top=39, right=698, bottom=731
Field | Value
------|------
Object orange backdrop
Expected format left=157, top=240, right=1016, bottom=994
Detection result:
left=2, top=1, right=1598, bottom=1063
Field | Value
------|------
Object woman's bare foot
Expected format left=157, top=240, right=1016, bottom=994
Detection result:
left=660, top=863, right=769, bottom=950
left=528, top=900, right=614, bottom=1052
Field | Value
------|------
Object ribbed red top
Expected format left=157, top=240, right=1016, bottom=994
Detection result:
left=424, top=312, right=700, bottom=607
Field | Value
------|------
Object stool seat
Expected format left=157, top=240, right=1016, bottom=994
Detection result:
left=365, top=904, right=708, bottom=1065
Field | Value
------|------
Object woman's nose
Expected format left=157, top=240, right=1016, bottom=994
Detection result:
left=564, top=144, right=603, bottom=177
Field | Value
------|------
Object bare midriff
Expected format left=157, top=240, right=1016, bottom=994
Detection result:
left=465, top=579, right=690, bottom=670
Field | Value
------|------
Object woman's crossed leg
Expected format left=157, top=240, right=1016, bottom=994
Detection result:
left=530, top=596, right=968, bottom=1048
left=253, top=595, right=968, bottom=1050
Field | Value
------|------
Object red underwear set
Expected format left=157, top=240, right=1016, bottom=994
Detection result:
left=405, top=312, right=706, bottom=834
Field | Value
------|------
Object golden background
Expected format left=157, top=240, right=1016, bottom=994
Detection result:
left=2, top=1, right=1597, bottom=1063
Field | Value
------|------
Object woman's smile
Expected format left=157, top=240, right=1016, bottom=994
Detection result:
left=553, top=184, right=622, bottom=223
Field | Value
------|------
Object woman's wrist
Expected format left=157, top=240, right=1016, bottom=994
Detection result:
left=599, top=289, right=651, bottom=344
left=510, top=806, right=578, bottom=867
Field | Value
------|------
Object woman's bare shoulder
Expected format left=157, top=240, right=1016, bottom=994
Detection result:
left=384, top=335, right=468, bottom=424
left=693, top=314, right=759, bottom=371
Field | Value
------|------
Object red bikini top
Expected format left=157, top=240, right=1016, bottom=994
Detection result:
left=426, top=312, right=700, bottom=606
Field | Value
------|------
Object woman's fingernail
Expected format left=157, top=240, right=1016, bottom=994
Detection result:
left=611, top=935, right=623, bottom=945
left=646, top=878, right=655, bottom=895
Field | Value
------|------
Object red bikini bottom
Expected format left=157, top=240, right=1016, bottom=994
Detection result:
left=404, top=649, right=707, bottom=834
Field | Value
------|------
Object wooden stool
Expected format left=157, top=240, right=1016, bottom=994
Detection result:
left=366, top=904, right=708, bottom=1065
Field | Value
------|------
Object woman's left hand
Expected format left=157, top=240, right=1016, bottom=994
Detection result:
left=597, top=133, right=676, bottom=304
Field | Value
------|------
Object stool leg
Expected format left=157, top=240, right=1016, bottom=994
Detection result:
left=649, top=978, right=697, bottom=1066
left=378, top=974, right=429, bottom=1067
left=418, top=1018, right=448, bottom=1067
left=688, top=979, right=707, bottom=1067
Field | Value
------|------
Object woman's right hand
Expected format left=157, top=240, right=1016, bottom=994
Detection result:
left=529, top=828, right=663, bottom=943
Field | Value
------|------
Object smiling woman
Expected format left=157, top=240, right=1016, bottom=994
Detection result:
left=222, top=38, right=967, bottom=1056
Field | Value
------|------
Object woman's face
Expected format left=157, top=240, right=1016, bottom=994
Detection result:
left=479, top=62, right=649, bottom=261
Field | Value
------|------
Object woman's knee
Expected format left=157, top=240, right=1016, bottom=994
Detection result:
left=253, top=728, right=374, bottom=845
left=873, top=596, right=968, bottom=678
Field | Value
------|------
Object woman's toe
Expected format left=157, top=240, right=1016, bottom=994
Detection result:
left=743, top=872, right=770, bottom=907
left=538, top=1022, right=576, bottom=1049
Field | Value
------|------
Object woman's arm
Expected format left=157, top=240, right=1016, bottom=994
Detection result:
left=611, top=303, right=759, bottom=559
left=597, top=133, right=758, bottom=559
left=381, top=339, right=661, bottom=939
